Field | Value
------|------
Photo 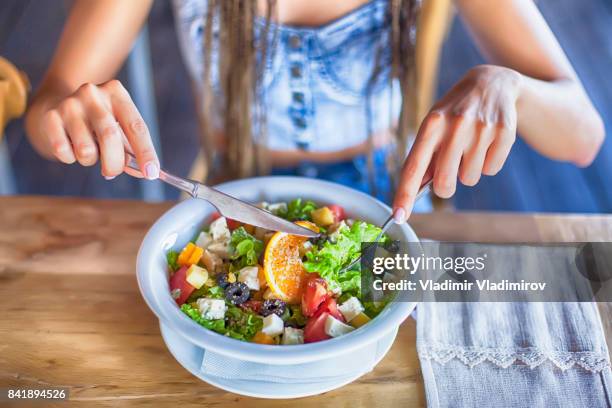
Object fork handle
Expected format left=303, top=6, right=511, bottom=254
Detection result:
left=381, top=175, right=432, bottom=230
left=125, top=153, right=198, bottom=197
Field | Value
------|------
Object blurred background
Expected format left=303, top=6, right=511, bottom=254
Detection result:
left=0, top=0, right=611, bottom=212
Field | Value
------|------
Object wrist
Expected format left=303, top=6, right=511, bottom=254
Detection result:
left=505, top=66, right=524, bottom=103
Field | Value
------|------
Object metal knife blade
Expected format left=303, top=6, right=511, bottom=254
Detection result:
left=195, top=183, right=319, bottom=238
left=123, top=152, right=317, bottom=237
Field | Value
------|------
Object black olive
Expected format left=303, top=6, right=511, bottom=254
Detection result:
left=216, top=273, right=230, bottom=289
left=260, top=299, right=287, bottom=317
left=224, top=282, right=250, bottom=305
left=284, top=320, right=299, bottom=328
left=313, top=234, right=329, bottom=247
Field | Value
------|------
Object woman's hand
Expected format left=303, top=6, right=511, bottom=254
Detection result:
left=27, top=79, right=159, bottom=180
left=392, top=65, right=523, bottom=222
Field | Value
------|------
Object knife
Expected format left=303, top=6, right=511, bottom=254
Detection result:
left=125, top=153, right=319, bottom=238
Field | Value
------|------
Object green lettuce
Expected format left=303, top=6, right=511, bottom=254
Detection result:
left=166, top=250, right=179, bottom=272
left=180, top=303, right=263, bottom=341
left=180, top=303, right=226, bottom=334
left=225, top=306, right=263, bottom=341
left=285, top=305, right=308, bottom=327
left=186, top=284, right=224, bottom=303
left=229, top=227, right=264, bottom=269
left=279, top=198, right=318, bottom=221
left=363, top=300, right=387, bottom=319
left=303, top=221, right=385, bottom=296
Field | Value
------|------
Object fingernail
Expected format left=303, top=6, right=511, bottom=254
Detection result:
left=393, top=208, right=407, bottom=224
left=104, top=176, right=116, bottom=180
left=145, top=161, right=160, bottom=180
left=80, top=145, right=95, bottom=156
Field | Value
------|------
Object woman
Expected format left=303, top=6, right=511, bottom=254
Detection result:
left=25, top=0, right=604, bottom=222
left=24, top=2, right=611, bottom=406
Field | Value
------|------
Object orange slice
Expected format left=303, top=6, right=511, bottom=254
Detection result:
left=263, top=221, right=318, bottom=304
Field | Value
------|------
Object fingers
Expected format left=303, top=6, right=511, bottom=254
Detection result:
left=41, top=109, right=75, bottom=164
left=393, top=112, right=444, bottom=221
left=483, top=111, right=517, bottom=175
left=77, top=84, right=125, bottom=178
left=433, top=115, right=471, bottom=198
left=38, top=80, right=155, bottom=181
left=459, top=122, right=495, bottom=186
left=58, top=97, right=98, bottom=166
left=104, top=80, right=159, bottom=180
left=483, top=124, right=515, bottom=176
left=393, top=109, right=514, bottom=223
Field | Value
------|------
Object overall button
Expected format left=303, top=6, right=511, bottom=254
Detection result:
left=292, top=92, right=304, bottom=104
left=293, top=117, right=307, bottom=129
left=289, top=34, right=301, bottom=49
left=290, top=64, right=302, bottom=78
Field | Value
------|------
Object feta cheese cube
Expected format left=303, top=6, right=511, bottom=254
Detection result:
left=209, top=217, right=231, bottom=242
left=207, top=241, right=231, bottom=259
left=261, top=313, right=284, bottom=337
left=200, top=249, right=222, bottom=273
left=197, top=298, right=226, bottom=320
left=338, top=296, right=365, bottom=323
left=238, top=266, right=260, bottom=291
left=281, top=327, right=304, bottom=345
left=195, top=231, right=213, bottom=249
left=324, top=315, right=355, bottom=338
left=267, top=202, right=288, bottom=214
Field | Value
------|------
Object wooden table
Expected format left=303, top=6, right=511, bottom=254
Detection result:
left=1, top=196, right=610, bottom=407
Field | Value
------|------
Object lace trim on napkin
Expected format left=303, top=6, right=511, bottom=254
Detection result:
left=419, top=343, right=611, bottom=372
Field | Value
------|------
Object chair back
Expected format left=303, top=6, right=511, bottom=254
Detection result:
left=0, top=57, right=29, bottom=138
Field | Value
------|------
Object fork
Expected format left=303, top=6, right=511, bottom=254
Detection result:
left=338, top=177, right=432, bottom=274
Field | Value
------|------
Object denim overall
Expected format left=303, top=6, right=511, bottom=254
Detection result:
left=172, top=0, right=430, bottom=209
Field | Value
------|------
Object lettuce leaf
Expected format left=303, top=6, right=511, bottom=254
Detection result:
left=303, top=221, right=385, bottom=296
left=166, top=250, right=179, bottom=272
left=180, top=303, right=226, bottom=334
left=278, top=198, right=318, bottom=221
left=186, top=284, right=224, bottom=303
left=285, top=304, right=308, bottom=327
left=229, top=227, right=264, bottom=269
left=180, top=303, right=263, bottom=341
left=225, top=306, right=263, bottom=341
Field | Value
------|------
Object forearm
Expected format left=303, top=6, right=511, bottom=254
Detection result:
left=516, top=74, right=604, bottom=166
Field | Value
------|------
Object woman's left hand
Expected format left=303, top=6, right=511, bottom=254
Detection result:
left=392, top=64, right=523, bottom=222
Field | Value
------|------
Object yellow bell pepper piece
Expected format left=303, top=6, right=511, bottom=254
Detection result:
left=350, top=312, right=371, bottom=328
left=311, top=207, right=335, bottom=227
left=186, top=265, right=209, bottom=289
left=252, top=331, right=276, bottom=345
left=178, top=242, right=204, bottom=267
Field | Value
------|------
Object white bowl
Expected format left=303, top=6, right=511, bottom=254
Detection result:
left=136, top=176, right=418, bottom=396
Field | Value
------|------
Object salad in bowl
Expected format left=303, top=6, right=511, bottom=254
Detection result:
left=166, top=198, right=389, bottom=346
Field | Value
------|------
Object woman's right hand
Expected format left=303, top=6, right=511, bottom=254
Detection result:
left=30, top=79, right=159, bottom=180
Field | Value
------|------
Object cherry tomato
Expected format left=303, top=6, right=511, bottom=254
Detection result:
left=301, top=276, right=328, bottom=317
left=304, top=312, right=331, bottom=343
left=169, top=266, right=195, bottom=305
left=313, top=297, right=345, bottom=322
left=328, top=204, right=346, bottom=222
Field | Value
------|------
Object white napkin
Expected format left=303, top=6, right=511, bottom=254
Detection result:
left=201, top=341, right=379, bottom=383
